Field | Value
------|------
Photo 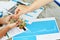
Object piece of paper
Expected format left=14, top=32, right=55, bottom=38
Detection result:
left=20, top=7, right=44, bottom=21
left=7, top=27, right=24, bottom=38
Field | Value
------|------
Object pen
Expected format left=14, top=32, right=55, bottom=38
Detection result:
left=6, top=33, right=9, bottom=38
left=17, top=1, right=26, bottom=5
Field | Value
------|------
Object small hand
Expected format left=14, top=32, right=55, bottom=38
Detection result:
left=3, top=15, right=12, bottom=24
left=6, top=20, right=21, bottom=29
left=11, top=14, right=19, bottom=20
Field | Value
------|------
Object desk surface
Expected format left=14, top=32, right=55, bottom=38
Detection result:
left=0, top=1, right=16, bottom=10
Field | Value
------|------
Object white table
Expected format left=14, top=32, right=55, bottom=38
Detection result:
left=0, top=1, right=16, bottom=11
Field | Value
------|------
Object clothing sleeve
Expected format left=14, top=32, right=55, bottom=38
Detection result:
left=54, top=0, right=60, bottom=6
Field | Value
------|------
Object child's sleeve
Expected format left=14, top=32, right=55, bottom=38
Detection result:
left=54, top=0, right=60, bottom=6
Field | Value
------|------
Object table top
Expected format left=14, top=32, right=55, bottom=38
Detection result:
left=0, top=1, right=16, bottom=10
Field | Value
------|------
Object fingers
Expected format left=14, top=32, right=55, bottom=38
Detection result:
left=7, top=15, right=12, bottom=21
left=15, top=20, right=21, bottom=26
left=6, top=15, right=12, bottom=20
left=3, top=15, right=11, bottom=24
left=12, top=14, right=19, bottom=20
left=15, top=8, right=20, bottom=14
left=12, top=20, right=21, bottom=27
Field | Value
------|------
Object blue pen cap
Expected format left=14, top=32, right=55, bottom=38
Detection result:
left=0, top=11, right=3, bottom=18
left=12, top=0, right=19, bottom=2
left=12, top=0, right=17, bottom=2
left=54, top=0, right=60, bottom=6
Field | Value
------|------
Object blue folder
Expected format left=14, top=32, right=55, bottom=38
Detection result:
left=14, top=18, right=59, bottom=38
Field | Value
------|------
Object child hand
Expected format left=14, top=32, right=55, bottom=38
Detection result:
left=3, top=15, right=12, bottom=24
left=11, top=14, right=19, bottom=20
left=6, top=20, right=21, bottom=29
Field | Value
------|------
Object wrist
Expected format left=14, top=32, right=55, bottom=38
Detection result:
left=23, top=6, right=32, bottom=14
left=5, top=26, right=11, bottom=32
left=6, top=26, right=12, bottom=30
left=26, top=6, right=34, bottom=12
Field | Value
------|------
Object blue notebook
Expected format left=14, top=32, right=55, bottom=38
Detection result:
left=13, top=17, right=59, bottom=38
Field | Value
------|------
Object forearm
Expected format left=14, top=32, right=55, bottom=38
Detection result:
left=16, top=0, right=53, bottom=16
left=27, top=0, right=53, bottom=12
left=0, top=18, right=4, bottom=24
left=0, top=26, right=11, bottom=38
